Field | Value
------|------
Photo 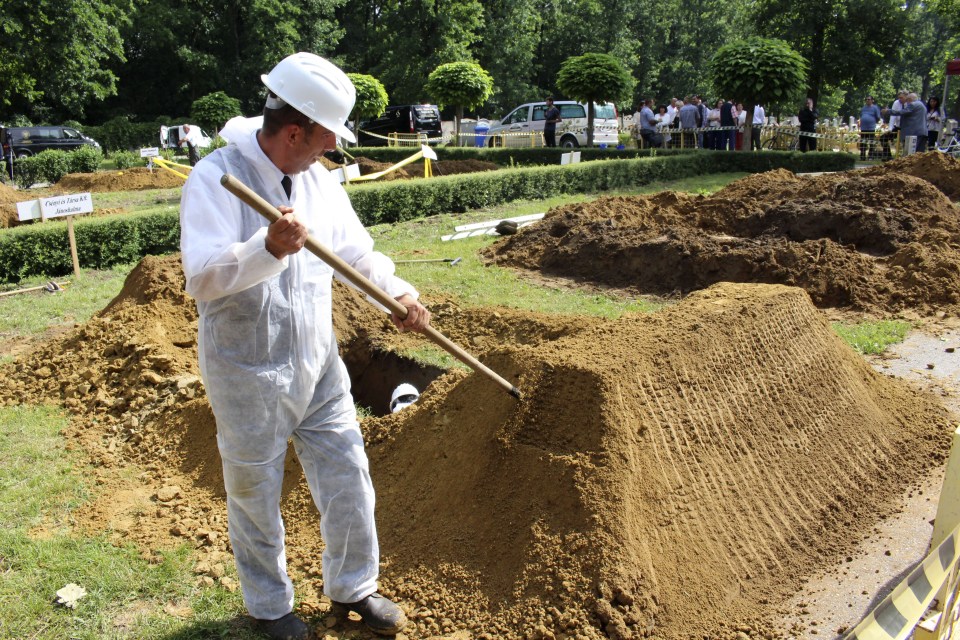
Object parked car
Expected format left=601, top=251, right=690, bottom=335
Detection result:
left=356, top=105, right=442, bottom=146
left=160, top=124, right=213, bottom=150
left=0, top=125, right=101, bottom=159
left=486, top=101, right=619, bottom=148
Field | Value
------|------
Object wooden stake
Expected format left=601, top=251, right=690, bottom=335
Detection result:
left=66, top=215, right=80, bottom=277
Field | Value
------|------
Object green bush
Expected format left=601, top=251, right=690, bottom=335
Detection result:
left=0, top=210, right=180, bottom=282
left=0, top=151, right=853, bottom=282
left=68, top=146, right=104, bottom=174
left=112, top=150, right=140, bottom=170
left=33, top=149, right=71, bottom=184
left=11, top=156, right=43, bottom=189
left=200, top=135, right=227, bottom=159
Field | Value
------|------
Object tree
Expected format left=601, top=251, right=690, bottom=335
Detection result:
left=710, top=37, right=808, bottom=152
left=556, top=53, right=634, bottom=147
left=0, top=0, right=131, bottom=121
left=346, top=73, right=389, bottom=133
left=752, top=0, right=907, bottom=105
left=425, top=62, right=494, bottom=145
left=191, top=92, right=243, bottom=135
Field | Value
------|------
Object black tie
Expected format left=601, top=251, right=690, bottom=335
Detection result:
left=281, top=175, right=292, bottom=199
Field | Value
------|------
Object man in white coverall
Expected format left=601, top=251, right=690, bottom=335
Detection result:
left=179, top=52, right=429, bottom=639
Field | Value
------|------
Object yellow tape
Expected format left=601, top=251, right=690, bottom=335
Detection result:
left=150, top=156, right=191, bottom=180
left=843, top=522, right=960, bottom=640
left=345, top=148, right=426, bottom=182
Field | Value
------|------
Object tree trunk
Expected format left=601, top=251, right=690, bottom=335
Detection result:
left=587, top=102, right=595, bottom=147
left=455, top=105, right=463, bottom=147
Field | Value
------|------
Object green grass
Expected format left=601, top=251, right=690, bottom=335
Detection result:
left=0, top=263, right=136, bottom=337
left=0, top=404, right=272, bottom=639
left=831, top=319, right=911, bottom=355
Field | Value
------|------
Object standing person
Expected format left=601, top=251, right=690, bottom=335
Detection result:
left=695, top=95, right=709, bottom=149
left=887, top=90, right=908, bottom=134
left=637, top=98, right=662, bottom=148
left=797, top=97, right=818, bottom=152
left=719, top=99, right=736, bottom=151
left=926, top=96, right=945, bottom=149
left=180, top=124, right=202, bottom=166
left=678, top=97, right=700, bottom=149
left=179, top=52, right=430, bottom=640
left=750, top=104, right=766, bottom=151
left=655, top=104, right=673, bottom=147
left=858, top=96, right=883, bottom=160
left=543, top=96, right=561, bottom=147
left=705, top=99, right=721, bottom=149
left=890, top=92, right=928, bottom=152
left=736, top=103, right=746, bottom=150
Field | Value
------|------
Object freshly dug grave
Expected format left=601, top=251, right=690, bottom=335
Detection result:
left=1, top=254, right=952, bottom=640
left=484, top=167, right=960, bottom=313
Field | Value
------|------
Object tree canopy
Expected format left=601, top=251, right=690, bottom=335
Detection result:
left=556, top=53, right=635, bottom=146
left=347, top=73, right=389, bottom=130
left=0, top=0, right=956, bottom=133
left=425, top=61, right=494, bottom=142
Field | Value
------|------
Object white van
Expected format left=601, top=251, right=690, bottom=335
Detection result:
left=486, top=101, right=619, bottom=148
left=160, top=124, right=213, bottom=150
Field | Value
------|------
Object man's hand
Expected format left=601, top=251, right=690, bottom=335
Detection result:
left=391, top=293, right=431, bottom=333
left=265, top=207, right=308, bottom=259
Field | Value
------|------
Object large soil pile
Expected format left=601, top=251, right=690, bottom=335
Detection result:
left=57, top=167, right=184, bottom=192
left=1, top=254, right=952, bottom=639
left=868, top=151, right=960, bottom=201
left=484, top=165, right=960, bottom=313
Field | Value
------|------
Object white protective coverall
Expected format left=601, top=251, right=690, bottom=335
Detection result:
left=179, top=121, right=417, bottom=620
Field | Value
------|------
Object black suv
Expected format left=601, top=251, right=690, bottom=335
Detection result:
left=356, top=105, right=442, bottom=146
left=1, top=126, right=101, bottom=159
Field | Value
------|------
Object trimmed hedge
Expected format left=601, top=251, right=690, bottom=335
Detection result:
left=0, top=211, right=180, bottom=283
left=349, top=145, right=679, bottom=167
left=0, top=151, right=853, bottom=283
left=346, top=150, right=854, bottom=225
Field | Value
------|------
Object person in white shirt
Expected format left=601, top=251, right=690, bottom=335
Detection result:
left=180, top=52, right=428, bottom=640
left=750, top=104, right=766, bottom=151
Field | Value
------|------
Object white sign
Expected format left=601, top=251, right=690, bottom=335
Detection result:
left=560, top=151, right=581, bottom=165
left=332, top=164, right=362, bottom=184
left=140, top=147, right=160, bottom=158
left=421, top=144, right=438, bottom=160
left=17, top=192, right=93, bottom=221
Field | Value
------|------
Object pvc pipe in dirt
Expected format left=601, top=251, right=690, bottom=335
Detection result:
left=220, top=173, right=521, bottom=400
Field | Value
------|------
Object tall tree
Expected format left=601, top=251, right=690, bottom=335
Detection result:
left=0, top=0, right=131, bottom=121
left=347, top=73, right=389, bottom=132
left=338, top=0, right=483, bottom=105
left=752, top=0, right=908, bottom=105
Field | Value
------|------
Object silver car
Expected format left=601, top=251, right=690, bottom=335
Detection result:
left=486, top=101, right=619, bottom=148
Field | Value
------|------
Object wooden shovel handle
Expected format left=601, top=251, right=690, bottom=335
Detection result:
left=220, top=173, right=521, bottom=399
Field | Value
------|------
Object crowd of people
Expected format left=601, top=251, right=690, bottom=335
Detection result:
left=632, top=90, right=951, bottom=157
left=632, top=95, right=768, bottom=151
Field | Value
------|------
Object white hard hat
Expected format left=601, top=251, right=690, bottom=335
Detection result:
left=261, top=52, right=357, bottom=143
left=390, top=383, right=420, bottom=413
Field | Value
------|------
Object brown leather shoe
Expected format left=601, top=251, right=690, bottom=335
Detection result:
left=253, top=612, right=316, bottom=640
left=332, top=592, right=408, bottom=636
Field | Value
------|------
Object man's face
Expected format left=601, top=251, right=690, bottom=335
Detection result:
left=290, top=123, right=337, bottom=174
left=865, top=97, right=873, bottom=105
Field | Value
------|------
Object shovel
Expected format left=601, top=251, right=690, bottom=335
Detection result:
left=220, top=173, right=521, bottom=400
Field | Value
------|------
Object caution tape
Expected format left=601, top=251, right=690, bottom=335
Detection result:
left=842, top=521, right=960, bottom=640
left=150, top=156, right=191, bottom=180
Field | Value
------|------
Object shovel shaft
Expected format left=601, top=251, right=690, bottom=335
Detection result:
left=220, top=173, right=520, bottom=399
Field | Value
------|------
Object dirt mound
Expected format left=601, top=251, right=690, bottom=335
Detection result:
left=1, top=253, right=953, bottom=639
left=484, top=168, right=960, bottom=313
left=867, top=151, right=960, bottom=201
left=57, top=167, right=184, bottom=192
left=356, top=156, right=413, bottom=180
